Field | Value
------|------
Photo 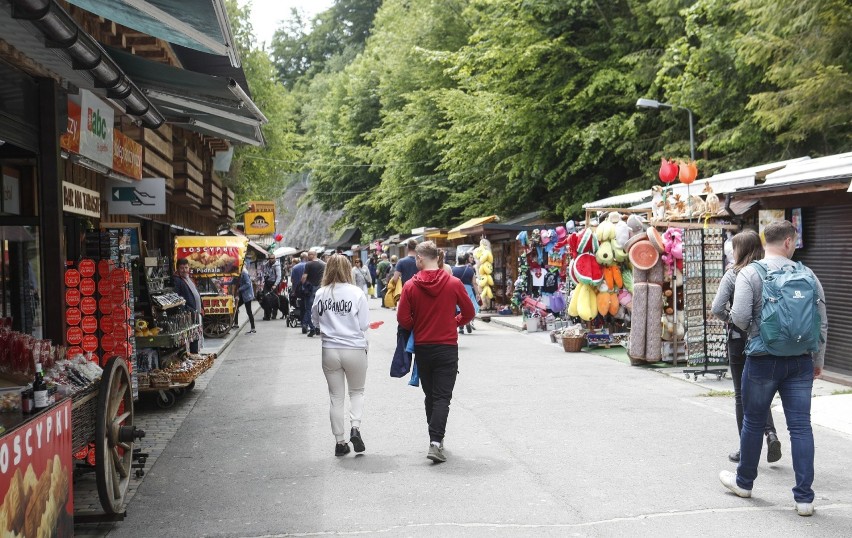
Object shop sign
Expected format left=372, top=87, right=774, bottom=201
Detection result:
left=112, top=130, right=142, bottom=180
left=80, top=278, right=96, bottom=296
left=173, top=236, right=248, bottom=277
left=111, top=287, right=127, bottom=303
left=64, top=269, right=80, bottom=288
left=79, top=89, right=114, bottom=168
left=65, top=289, right=80, bottom=307
left=80, top=297, right=97, bottom=316
left=201, top=295, right=234, bottom=315
left=60, top=96, right=81, bottom=154
left=66, top=326, right=83, bottom=345
left=100, top=316, right=114, bottom=334
left=0, top=400, right=73, bottom=538
left=98, top=298, right=112, bottom=315
left=81, top=334, right=99, bottom=353
left=81, top=316, right=98, bottom=334
left=105, top=177, right=166, bottom=215
left=65, top=308, right=81, bottom=326
left=98, top=279, right=112, bottom=297
left=62, top=182, right=101, bottom=219
left=243, top=211, right=274, bottom=235
left=78, top=259, right=96, bottom=278
left=101, top=333, right=115, bottom=352
left=98, top=260, right=113, bottom=278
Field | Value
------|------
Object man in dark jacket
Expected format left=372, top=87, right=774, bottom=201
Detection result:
left=397, top=241, right=475, bottom=463
left=173, top=258, right=203, bottom=353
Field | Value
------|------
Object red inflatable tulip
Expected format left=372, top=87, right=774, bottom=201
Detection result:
left=678, top=160, right=698, bottom=184
left=658, top=158, right=678, bottom=183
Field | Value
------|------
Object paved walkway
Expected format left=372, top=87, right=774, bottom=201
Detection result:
left=75, top=301, right=851, bottom=536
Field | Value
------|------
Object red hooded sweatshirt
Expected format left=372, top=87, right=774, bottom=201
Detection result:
left=397, top=268, right=476, bottom=345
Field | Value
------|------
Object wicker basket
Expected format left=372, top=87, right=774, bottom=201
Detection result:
left=149, top=371, right=171, bottom=388
left=562, top=336, right=586, bottom=353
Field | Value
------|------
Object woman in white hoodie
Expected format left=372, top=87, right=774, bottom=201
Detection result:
left=312, top=254, right=375, bottom=456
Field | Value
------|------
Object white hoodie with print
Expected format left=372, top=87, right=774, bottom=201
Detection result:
left=311, top=283, right=370, bottom=349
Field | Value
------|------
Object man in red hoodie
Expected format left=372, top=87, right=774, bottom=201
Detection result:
left=397, top=241, right=476, bottom=463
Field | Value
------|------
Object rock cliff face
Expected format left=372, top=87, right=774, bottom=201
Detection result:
left=277, top=179, right=344, bottom=250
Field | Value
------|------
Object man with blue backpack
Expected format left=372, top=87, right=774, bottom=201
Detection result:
left=720, top=220, right=827, bottom=517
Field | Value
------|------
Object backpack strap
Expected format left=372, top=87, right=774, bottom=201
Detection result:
left=751, top=260, right=768, bottom=279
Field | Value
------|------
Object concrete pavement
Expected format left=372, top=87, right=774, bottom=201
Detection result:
left=79, top=300, right=851, bottom=536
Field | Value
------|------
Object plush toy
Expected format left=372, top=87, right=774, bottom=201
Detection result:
left=614, top=220, right=632, bottom=248
left=703, top=181, right=720, bottom=216
left=474, top=239, right=495, bottom=304
left=661, top=227, right=684, bottom=277
left=661, top=311, right=685, bottom=341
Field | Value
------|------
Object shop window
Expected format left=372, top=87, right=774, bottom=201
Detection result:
left=0, top=226, right=42, bottom=337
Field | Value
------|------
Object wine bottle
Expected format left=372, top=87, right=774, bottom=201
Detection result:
left=33, top=363, right=48, bottom=411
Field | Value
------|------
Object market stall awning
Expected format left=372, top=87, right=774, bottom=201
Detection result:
left=327, top=228, right=361, bottom=249
left=583, top=190, right=653, bottom=209
left=447, top=215, right=498, bottom=240
left=106, top=46, right=266, bottom=146
left=733, top=153, right=852, bottom=198
left=66, top=0, right=240, bottom=66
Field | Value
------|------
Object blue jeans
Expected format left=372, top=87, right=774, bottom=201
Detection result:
left=303, top=291, right=316, bottom=330
left=737, top=354, right=815, bottom=503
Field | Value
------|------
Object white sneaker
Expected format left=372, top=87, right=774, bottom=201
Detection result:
left=719, top=470, right=751, bottom=498
left=795, top=502, right=814, bottom=516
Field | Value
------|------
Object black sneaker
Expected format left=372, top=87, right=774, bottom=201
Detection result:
left=307, top=329, right=316, bottom=337
left=766, top=432, right=782, bottom=463
left=466, top=324, right=472, bottom=334
left=302, top=327, right=308, bottom=334
left=728, top=450, right=740, bottom=462
left=335, top=442, right=350, bottom=457
left=350, top=427, right=365, bottom=453
left=459, top=328, right=464, bottom=335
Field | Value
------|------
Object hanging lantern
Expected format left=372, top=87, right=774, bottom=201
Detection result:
left=678, top=160, right=698, bottom=184
left=658, top=158, right=678, bottom=183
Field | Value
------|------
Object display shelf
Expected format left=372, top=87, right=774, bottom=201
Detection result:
left=683, top=228, right=729, bottom=374
left=134, top=324, right=200, bottom=349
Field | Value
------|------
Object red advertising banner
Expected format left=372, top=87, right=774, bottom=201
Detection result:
left=173, top=236, right=247, bottom=277
left=0, top=400, right=74, bottom=537
left=60, top=99, right=81, bottom=154
left=113, top=130, right=143, bottom=180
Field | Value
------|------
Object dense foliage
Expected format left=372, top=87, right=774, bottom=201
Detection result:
left=235, top=0, right=852, bottom=235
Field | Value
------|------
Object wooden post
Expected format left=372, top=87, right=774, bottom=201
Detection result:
left=37, top=77, right=66, bottom=343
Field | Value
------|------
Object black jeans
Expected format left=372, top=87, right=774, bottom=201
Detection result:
left=415, top=344, right=459, bottom=443
left=235, top=298, right=255, bottom=329
left=729, top=336, right=776, bottom=436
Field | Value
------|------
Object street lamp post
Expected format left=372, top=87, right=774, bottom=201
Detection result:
left=636, top=98, right=695, bottom=161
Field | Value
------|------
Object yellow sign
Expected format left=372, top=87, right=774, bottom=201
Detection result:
left=202, top=295, right=235, bottom=315
left=174, top=235, right=248, bottom=277
left=244, top=211, right=275, bottom=235
left=247, top=200, right=275, bottom=213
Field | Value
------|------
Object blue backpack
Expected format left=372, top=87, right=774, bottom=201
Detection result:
left=747, top=261, right=821, bottom=357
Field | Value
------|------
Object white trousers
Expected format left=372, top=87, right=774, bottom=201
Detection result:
left=322, top=347, right=368, bottom=442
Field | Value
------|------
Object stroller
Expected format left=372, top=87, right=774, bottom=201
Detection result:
left=286, top=290, right=303, bottom=328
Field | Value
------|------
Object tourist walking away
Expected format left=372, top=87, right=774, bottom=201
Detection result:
left=173, top=258, right=202, bottom=353
left=376, top=253, right=391, bottom=305
left=290, top=253, right=308, bottom=330
left=367, top=255, right=378, bottom=297
left=234, top=264, right=256, bottom=334
left=301, top=250, right=326, bottom=337
left=721, top=220, right=827, bottom=516
left=352, top=258, right=372, bottom=296
left=397, top=241, right=476, bottom=463
left=263, top=254, right=281, bottom=293
left=389, top=239, right=419, bottom=289
left=311, top=255, right=373, bottom=456
left=452, top=253, right=481, bottom=335
left=711, top=230, right=779, bottom=463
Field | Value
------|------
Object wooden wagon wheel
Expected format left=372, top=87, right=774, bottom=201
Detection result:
left=203, top=314, right=232, bottom=338
left=95, top=357, right=139, bottom=514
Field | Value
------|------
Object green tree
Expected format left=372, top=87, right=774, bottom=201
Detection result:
left=222, top=0, right=302, bottom=207
left=733, top=0, right=852, bottom=153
